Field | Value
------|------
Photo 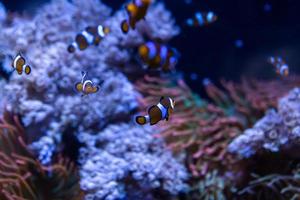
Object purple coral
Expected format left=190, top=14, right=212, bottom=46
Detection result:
left=0, top=0, right=188, bottom=198
left=78, top=123, right=189, bottom=199
left=229, top=88, right=300, bottom=158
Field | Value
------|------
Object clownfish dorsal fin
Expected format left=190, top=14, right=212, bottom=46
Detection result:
left=81, top=71, right=87, bottom=83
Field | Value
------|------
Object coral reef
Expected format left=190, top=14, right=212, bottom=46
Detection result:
left=0, top=0, right=179, bottom=159
left=2, top=0, right=299, bottom=199
left=0, top=0, right=187, bottom=199
left=135, top=75, right=244, bottom=177
left=0, top=0, right=138, bottom=151
left=0, top=0, right=179, bottom=161
left=135, top=75, right=300, bottom=199
left=229, top=88, right=300, bottom=158
left=78, top=123, right=189, bottom=200
left=0, top=111, right=83, bottom=200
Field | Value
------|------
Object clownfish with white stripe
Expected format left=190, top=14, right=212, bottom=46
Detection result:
left=186, top=11, right=218, bottom=27
left=11, top=53, right=31, bottom=75
left=75, top=71, right=103, bottom=97
left=68, top=25, right=110, bottom=53
left=120, top=0, right=152, bottom=34
left=268, top=56, right=289, bottom=77
left=136, top=96, right=175, bottom=126
left=138, top=41, right=179, bottom=72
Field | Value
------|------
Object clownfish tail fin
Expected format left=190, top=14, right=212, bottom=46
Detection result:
left=135, top=116, right=147, bottom=125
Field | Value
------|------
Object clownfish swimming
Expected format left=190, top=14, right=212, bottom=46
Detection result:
left=186, top=11, right=218, bottom=27
left=268, top=56, right=289, bottom=77
left=120, top=0, right=152, bottom=34
left=75, top=71, right=103, bottom=96
left=11, top=53, right=31, bottom=75
left=136, top=96, right=175, bottom=126
left=138, top=41, right=179, bottom=72
left=68, top=25, right=110, bottom=53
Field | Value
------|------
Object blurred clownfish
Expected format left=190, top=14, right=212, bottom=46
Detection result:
left=75, top=71, right=103, bottom=97
left=136, top=96, right=175, bottom=126
left=186, top=11, right=218, bottom=27
left=120, top=0, right=152, bottom=34
left=11, top=53, right=31, bottom=75
left=68, top=25, right=110, bottom=53
left=138, top=41, right=179, bottom=72
left=268, top=56, right=289, bottom=77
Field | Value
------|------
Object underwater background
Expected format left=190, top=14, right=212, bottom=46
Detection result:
left=0, top=0, right=299, bottom=199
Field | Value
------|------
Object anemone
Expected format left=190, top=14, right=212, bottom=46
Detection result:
left=0, top=111, right=83, bottom=200
left=238, top=170, right=300, bottom=200
left=204, top=76, right=300, bottom=126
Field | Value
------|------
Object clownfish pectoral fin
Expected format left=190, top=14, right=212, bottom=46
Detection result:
left=165, top=115, right=169, bottom=121
left=135, top=116, right=147, bottom=125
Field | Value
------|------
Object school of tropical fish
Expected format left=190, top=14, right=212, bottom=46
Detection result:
left=8, top=0, right=290, bottom=127
left=0, top=0, right=298, bottom=199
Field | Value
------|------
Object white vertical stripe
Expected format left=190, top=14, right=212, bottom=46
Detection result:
left=83, top=80, right=93, bottom=91
left=22, top=64, right=27, bottom=72
left=157, top=103, right=167, bottom=119
left=13, top=55, right=21, bottom=69
left=97, top=25, right=105, bottom=37
left=144, top=115, right=150, bottom=123
left=82, top=31, right=94, bottom=45
left=169, top=98, right=174, bottom=109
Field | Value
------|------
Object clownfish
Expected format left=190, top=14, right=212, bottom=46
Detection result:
left=120, top=0, right=152, bottom=34
left=68, top=25, right=110, bottom=53
left=138, top=41, right=179, bottom=72
left=136, top=96, right=175, bottom=126
left=11, top=53, right=31, bottom=75
left=186, top=11, right=218, bottom=27
left=75, top=71, right=103, bottom=96
left=268, top=56, right=289, bottom=77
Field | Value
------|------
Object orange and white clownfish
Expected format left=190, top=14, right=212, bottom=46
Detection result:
left=138, top=41, right=179, bottom=72
left=11, top=53, right=31, bottom=75
left=136, top=96, right=175, bottom=126
left=120, top=0, right=152, bottom=34
left=68, top=25, right=110, bottom=53
left=268, top=56, right=289, bottom=77
left=186, top=11, right=218, bottom=27
left=75, top=71, right=103, bottom=96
